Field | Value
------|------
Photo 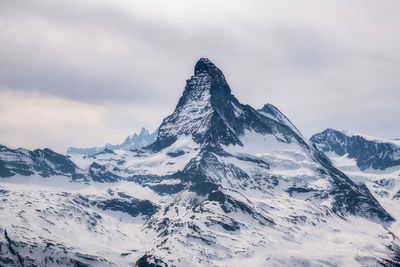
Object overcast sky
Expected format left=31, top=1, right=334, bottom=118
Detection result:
left=1, top=0, right=399, bottom=153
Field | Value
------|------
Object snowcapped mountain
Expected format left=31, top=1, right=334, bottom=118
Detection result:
left=257, top=103, right=302, bottom=137
left=1, top=59, right=399, bottom=266
left=67, top=127, right=158, bottom=155
left=311, top=128, right=400, bottom=226
left=0, top=145, right=86, bottom=180
left=311, top=128, right=400, bottom=171
left=310, top=129, right=400, bottom=199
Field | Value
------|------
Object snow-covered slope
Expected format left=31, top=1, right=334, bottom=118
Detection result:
left=0, top=176, right=161, bottom=266
left=1, top=59, right=399, bottom=266
left=257, top=103, right=302, bottom=137
left=311, top=129, right=400, bottom=224
left=67, top=127, right=158, bottom=156
left=0, top=145, right=86, bottom=180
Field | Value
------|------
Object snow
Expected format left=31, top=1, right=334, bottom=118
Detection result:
left=68, top=135, right=200, bottom=177
left=159, top=73, right=214, bottom=138
left=67, top=127, right=158, bottom=156
left=124, top=135, right=200, bottom=176
left=1, top=58, right=399, bottom=266
left=143, top=185, right=394, bottom=267
left=342, top=130, right=400, bottom=146
left=259, top=104, right=302, bottom=137
left=2, top=124, right=398, bottom=266
left=0, top=175, right=165, bottom=266
left=326, top=152, right=400, bottom=185
left=223, top=130, right=320, bottom=179
left=325, top=151, right=400, bottom=225
left=232, top=102, right=244, bottom=118
left=213, top=215, right=392, bottom=266
left=2, top=132, right=399, bottom=266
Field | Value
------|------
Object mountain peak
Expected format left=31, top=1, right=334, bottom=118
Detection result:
left=139, top=127, right=150, bottom=136
left=149, top=58, right=308, bottom=152
left=258, top=103, right=302, bottom=136
left=194, top=58, right=223, bottom=76
left=67, top=128, right=157, bottom=155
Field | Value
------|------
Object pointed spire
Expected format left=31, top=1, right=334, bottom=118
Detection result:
left=139, top=127, right=149, bottom=136
left=194, top=58, right=225, bottom=79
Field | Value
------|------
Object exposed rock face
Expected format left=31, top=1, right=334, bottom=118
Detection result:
left=150, top=58, right=306, bottom=152
left=0, top=145, right=85, bottom=180
left=0, top=59, right=398, bottom=266
left=311, top=128, right=400, bottom=170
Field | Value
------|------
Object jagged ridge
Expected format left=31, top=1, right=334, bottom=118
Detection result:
left=0, top=58, right=398, bottom=266
left=311, top=128, right=400, bottom=170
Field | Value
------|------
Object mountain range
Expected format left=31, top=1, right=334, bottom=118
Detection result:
left=0, top=58, right=399, bottom=266
left=67, top=128, right=158, bottom=156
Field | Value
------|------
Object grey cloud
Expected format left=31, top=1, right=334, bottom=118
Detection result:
left=0, top=0, right=245, bottom=106
left=0, top=0, right=399, bottom=151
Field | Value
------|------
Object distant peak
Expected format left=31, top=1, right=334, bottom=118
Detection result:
left=260, top=103, right=277, bottom=112
left=139, top=127, right=149, bottom=136
left=194, top=58, right=221, bottom=76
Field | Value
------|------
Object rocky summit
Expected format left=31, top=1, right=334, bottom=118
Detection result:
left=0, top=59, right=399, bottom=266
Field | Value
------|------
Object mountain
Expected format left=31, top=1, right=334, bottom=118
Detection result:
left=67, top=127, right=158, bottom=155
left=310, top=128, right=400, bottom=224
left=0, top=145, right=86, bottom=180
left=311, top=128, right=400, bottom=170
left=0, top=128, right=156, bottom=182
left=0, top=59, right=399, bottom=266
left=257, top=103, right=302, bottom=137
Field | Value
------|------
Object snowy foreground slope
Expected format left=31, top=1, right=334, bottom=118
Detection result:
left=1, top=59, right=400, bottom=266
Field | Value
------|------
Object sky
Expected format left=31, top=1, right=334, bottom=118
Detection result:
left=1, top=0, right=399, bottom=153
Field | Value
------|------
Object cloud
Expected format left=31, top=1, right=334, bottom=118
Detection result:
left=0, top=88, right=162, bottom=152
left=0, top=0, right=399, bottom=151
